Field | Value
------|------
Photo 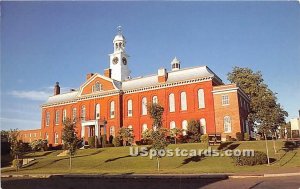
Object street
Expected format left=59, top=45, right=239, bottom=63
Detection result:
left=1, top=175, right=300, bottom=189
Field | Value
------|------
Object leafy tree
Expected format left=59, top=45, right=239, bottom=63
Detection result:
left=118, top=127, right=134, bottom=146
left=30, top=139, right=48, bottom=152
left=146, top=103, right=169, bottom=171
left=8, top=129, right=23, bottom=171
left=228, top=67, right=288, bottom=164
left=187, top=119, right=201, bottom=142
left=62, top=118, right=80, bottom=170
left=170, top=128, right=182, bottom=144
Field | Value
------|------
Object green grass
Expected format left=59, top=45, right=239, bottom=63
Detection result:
left=2, top=140, right=300, bottom=175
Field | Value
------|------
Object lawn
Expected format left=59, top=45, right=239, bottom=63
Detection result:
left=1, top=140, right=300, bottom=175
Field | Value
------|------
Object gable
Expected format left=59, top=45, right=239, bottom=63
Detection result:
left=79, top=74, right=120, bottom=96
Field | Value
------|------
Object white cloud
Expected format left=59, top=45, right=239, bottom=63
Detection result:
left=10, top=90, right=52, bottom=101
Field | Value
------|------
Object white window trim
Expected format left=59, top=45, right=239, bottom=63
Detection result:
left=222, top=95, right=230, bottom=106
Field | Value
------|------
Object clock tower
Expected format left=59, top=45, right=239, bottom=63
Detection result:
left=109, top=26, right=130, bottom=81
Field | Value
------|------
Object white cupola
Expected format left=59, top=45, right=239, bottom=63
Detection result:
left=109, top=26, right=131, bottom=81
left=171, top=57, right=181, bottom=71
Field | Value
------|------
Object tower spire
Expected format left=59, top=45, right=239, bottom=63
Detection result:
left=117, top=26, right=122, bottom=35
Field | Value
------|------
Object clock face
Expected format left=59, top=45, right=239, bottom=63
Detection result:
left=122, top=57, right=127, bottom=65
left=113, top=57, right=119, bottom=64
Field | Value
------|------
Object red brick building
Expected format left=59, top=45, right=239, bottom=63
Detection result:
left=21, top=29, right=250, bottom=145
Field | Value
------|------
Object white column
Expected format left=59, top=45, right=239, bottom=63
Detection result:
left=81, top=125, right=85, bottom=138
left=95, top=121, right=99, bottom=137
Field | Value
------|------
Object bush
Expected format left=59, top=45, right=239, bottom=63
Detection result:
left=109, top=135, right=114, bottom=144
left=88, top=137, right=95, bottom=148
left=200, top=134, right=208, bottom=143
left=226, top=135, right=232, bottom=142
left=232, top=151, right=268, bottom=166
left=236, top=132, right=243, bottom=141
left=12, top=159, right=23, bottom=168
left=112, top=136, right=121, bottom=147
left=244, top=133, right=250, bottom=141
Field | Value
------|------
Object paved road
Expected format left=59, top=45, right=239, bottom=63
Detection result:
left=1, top=175, right=300, bottom=189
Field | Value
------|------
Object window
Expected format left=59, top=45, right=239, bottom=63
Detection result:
left=62, top=109, right=67, bottom=122
left=169, top=93, right=175, bottom=112
left=142, top=97, right=147, bottom=115
left=182, top=120, right=188, bottom=136
left=110, top=126, right=115, bottom=137
left=110, top=101, right=115, bottom=118
left=170, top=121, right=176, bottom=130
left=142, top=124, right=148, bottom=132
left=224, top=116, right=232, bottom=133
left=152, top=96, right=158, bottom=104
left=55, top=110, right=60, bottom=125
left=54, top=133, right=59, bottom=144
left=72, top=108, right=77, bottom=121
left=34, top=133, right=37, bottom=137
left=128, top=99, right=133, bottom=117
left=95, top=82, right=102, bottom=92
left=81, top=106, right=86, bottom=121
left=222, top=95, right=229, bottom=105
left=197, top=89, right=205, bottom=109
left=200, top=118, right=206, bottom=134
left=95, top=104, right=100, bottom=119
left=180, top=92, right=187, bottom=111
left=128, top=125, right=133, bottom=133
left=46, top=112, right=50, bottom=126
left=29, top=133, right=32, bottom=138
left=45, top=133, right=49, bottom=140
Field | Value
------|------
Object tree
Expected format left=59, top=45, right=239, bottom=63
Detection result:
left=170, top=128, right=182, bottom=144
left=228, top=67, right=288, bottom=164
left=187, top=119, right=201, bottom=142
left=118, top=127, right=134, bottom=146
left=62, top=118, right=80, bottom=170
left=147, top=103, right=169, bottom=171
left=8, top=129, right=23, bottom=171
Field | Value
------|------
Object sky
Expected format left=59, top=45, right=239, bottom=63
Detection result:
left=1, top=1, right=300, bottom=131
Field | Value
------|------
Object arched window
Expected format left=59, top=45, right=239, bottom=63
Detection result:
left=46, top=112, right=50, bottom=126
left=54, top=133, right=59, bottom=144
left=128, top=99, right=133, bottom=117
left=62, top=109, right=67, bottom=122
left=81, top=105, right=86, bottom=121
left=45, top=133, right=49, bottom=141
left=95, top=104, right=100, bottom=119
left=198, top=89, right=205, bottom=109
left=72, top=108, right=77, bottom=121
left=142, top=97, right=147, bottom=115
left=128, top=125, right=133, bottom=134
left=95, top=82, right=101, bottom=92
left=110, top=101, right=115, bottom=118
left=180, top=92, right=187, bottom=111
left=169, top=93, right=175, bottom=112
left=152, top=96, right=158, bottom=104
left=224, top=116, right=232, bottom=133
left=142, top=124, right=148, bottom=132
left=170, top=121, right=176, bottom=129
left=182, top=120, right=188, bottom=136
left=55, top=110, right=60, bottom=125
left=110, top=126, right=115, bottom=137
left=200, top=118, right=206, bottom=134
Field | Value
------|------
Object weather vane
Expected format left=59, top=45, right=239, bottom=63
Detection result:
left=117, top=26, right=122, bottom=35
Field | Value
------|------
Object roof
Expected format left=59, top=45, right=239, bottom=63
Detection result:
left=42, top=65, right=222, bottom=107
left=122, top=66, right=222, bottom=91
left=45, top=91, right=78, bottom=105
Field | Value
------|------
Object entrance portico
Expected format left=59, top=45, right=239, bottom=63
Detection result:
left=81, top=119, right=107, bottom=142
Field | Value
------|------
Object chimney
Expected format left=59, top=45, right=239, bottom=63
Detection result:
left=298, top=109, right=300, bottom=118
left=104, top=68, right=112, bottom=78
left=54, top=82, right=60, bottom=95
left=158, top=68, right=168, bottom=83
left=86, top=73, right=94, bottom=80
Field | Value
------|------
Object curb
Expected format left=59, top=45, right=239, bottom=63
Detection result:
left=1, top=172, right=300, bottom=179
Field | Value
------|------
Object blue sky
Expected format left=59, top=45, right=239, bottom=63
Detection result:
left=1, top=2, right=300, bottom=130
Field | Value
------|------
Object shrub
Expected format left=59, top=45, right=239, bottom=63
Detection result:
left=236, top=132, right=243, bottom=141
left=109, top=135, right=114, bottom=144
left=112, top=136, right=121, bottom=147
left=232, top=151, right=268, bottom=166
left=244, top=133, right=250, bottom=141
left=200, top=134, right=208, bottom=143
left=88, top=137, right=95, bottom=148
left=226, top=135, right=232, bottom=142
left=12, top=159, right=23, bottom=168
